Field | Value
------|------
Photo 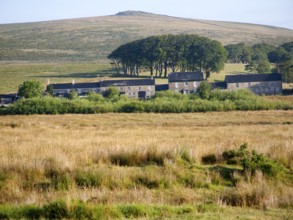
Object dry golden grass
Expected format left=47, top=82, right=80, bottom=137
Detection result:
left=0, top=111, right=292, bottom=206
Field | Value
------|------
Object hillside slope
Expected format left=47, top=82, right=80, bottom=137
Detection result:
left=0, top=11, right=293, bottom=61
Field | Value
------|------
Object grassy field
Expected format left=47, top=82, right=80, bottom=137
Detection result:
left=0, top=111, right=292, bottom=218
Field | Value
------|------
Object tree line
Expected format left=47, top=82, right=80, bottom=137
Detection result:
left=225, top=42, right=293, bottom=82
left=108, top=34, right=227, bottom=79
left=108, top=34, right=293, bottom=83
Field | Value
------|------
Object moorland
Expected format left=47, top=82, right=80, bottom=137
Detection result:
left=0, top=111, right=293, bottom=219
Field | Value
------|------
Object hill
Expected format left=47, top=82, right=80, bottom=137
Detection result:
left=0, top=11, right=293, bottom=61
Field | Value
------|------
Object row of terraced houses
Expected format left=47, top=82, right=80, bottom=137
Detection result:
left=0, top=72, right=283, bottom=105
left=47, top=72, right=282, bottom=98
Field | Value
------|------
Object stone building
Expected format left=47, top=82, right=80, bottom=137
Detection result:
left=168, top=72, right=204, bottom=94
left=47, top=79, right=155, bottom=99
left=100, top=79, right=155, bottom=99
left=225, top=73, right=282, bottom=95
left=48, top=81, right=100, bottom=97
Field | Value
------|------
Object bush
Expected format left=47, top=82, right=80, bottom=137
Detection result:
left=242, top=150, right=284, bottom=177
left=116, top=101, right=145, bottom=113
left=223, top=144, right=284, bottom=177
left=102, top=87, right=119, bottom=99
left=197, top=81, right=212, bottom=99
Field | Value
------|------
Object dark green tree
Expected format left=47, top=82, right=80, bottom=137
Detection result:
left=18, top=80, right=44, bottom=98
left=47, top=84, right=54, bottom=96
left=245, top=51, right=271, bottom=73
left=68, top=90, right=78, bottom=100
left=197, top=81, right=212, bottom=99
left=102, top=87, right=120, bottom=99
left=108, top=34, right=227, bottom=79
left=278, top=56, right=293, bottom=83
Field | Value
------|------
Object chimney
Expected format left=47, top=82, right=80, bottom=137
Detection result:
left=47, top=79, right=50, bottom=85
left=72, top=79, right=75, bottom=85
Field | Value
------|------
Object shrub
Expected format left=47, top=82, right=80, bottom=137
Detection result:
left=86, top=93, right=104, bottom=102
left=117, top=101, right=145, bottom=113
left=102, top=87, right=119, bottom=99
left=242, top=150, right=284, bottom=177
left=223, top=144, right=284, bottom=177
left=68, top=90, right=78, bottom=100
left=197, top=81, right=212, bottom=99
left=18, top=80, right=44, bottom=98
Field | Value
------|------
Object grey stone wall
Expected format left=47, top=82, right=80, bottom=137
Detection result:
left=227, top=81, right=282, bottom=95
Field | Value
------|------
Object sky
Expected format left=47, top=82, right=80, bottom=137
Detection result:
left=0, top=0, right=293, bottom=29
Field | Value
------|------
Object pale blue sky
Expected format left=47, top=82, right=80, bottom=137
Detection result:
left=1, top=0, right=292, bottom=29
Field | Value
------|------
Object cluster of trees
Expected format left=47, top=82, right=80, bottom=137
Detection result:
left=108, top=34, right=293, bottom=82
left=108, top=34, right=227, bottom=79
left=225, top=42, right=293, bottom=82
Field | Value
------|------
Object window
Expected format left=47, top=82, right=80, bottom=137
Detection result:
left=194, top=81, right=197, bottom=87
left=248, top=82, right=251, bottom=87
left=236, top=83, right=239, bottom=88
left=128, top=87, right=131, bottom=90
left=138, top=86, right=141, bottom=90
left=175, top=82, right=179, bottom=88
left=184, top=82, right=188, bottom=86
left=148, top=86, right=151, bottom=90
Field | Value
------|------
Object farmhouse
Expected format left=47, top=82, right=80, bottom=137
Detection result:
left=100, top=79, right=155, bottom=99
left=47, top=79, right=155, bottom=99
left=48, top=81, right=100, bottom=97
left=168, top=72, right=204, bottom=94
left=225, top=73, right=282, bottom=95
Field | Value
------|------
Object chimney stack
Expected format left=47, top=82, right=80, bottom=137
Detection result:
left=72, top=79, right=75, bottom=85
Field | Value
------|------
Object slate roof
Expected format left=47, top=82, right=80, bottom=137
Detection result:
left=210, top=82, right=227, bottom=89
left=168, top=72, right=204, bottom=82
left=0, top=93, right=18, bottom=98
left=225, top=74, right=282, bottom=83
left=155, top=84, right=169, bottom=91
left=48, top=82, right=100, bottom=90
left=100, top=79, right=155, bottom=87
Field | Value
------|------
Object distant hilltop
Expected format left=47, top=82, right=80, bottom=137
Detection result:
left=0, top=10, right=292, bottom=61
left=115, top=11, right=155, bottom=16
